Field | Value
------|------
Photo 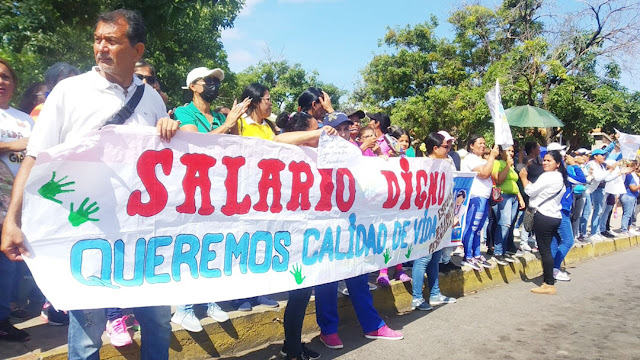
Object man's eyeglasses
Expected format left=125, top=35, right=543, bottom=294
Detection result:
left=136, top=74, right=156, bottom=85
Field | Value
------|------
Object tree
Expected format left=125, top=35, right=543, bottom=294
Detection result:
left=0, top=0, right=245, bottom=106
left=355, top=0, right=640, bottom=146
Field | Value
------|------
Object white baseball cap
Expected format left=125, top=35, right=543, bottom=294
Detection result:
left=546, top=142, right=566, bottom=151
left=182, top=67, right=224, bottom=89
left=438, top=130, right=456, bottom=142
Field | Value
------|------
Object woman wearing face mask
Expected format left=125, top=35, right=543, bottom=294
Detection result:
left=174, top=67, right=244, bottom=135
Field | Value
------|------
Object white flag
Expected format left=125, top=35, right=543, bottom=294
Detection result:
left=615, top=129, right=640, bottom=160
left=485, top=80, right=513, bottom=147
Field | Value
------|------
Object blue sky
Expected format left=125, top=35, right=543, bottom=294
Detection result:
left=221, top=0, right=639, bottom=94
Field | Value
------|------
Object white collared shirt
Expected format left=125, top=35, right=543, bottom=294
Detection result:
left=525, top=170, right=565, bottom=219
left=27, top=67, right=167, bottom=157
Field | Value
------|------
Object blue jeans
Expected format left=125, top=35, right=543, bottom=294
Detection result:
left=462, top=196, right=489, bottom=259
left=492, top=194, right=518, bottom=256
left=315, top=274, right=384, bottom=334
left=589, top=188, right=605, bottom=235
left=620, top=194, right=638, bottom=230
left=571, top=193, right=586, bottom=237
left=68, top=306, right=171, bottom=360
left=600, top=201, right=614, bottom=233
left=0, top=252, right=16, bottom=321
left=551, top=211, right=574, bottom=269
left=440, top=246, right=454, bottom=264
left=579, top=192, right=592, bottom=236
left=411, top=250, right=442, bottom=301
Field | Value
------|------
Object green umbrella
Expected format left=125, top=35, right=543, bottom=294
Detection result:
left=505, top=105, right=564, bottom=128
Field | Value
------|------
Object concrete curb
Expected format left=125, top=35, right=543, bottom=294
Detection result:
left=32, top=234, right=638, bottom=360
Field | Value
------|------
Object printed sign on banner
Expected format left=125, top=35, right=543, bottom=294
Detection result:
left=448, top=172, right=476, bottom=245
left=317, top=132, right=362, bottom=169
left=21, top=126, right=454, bottom=310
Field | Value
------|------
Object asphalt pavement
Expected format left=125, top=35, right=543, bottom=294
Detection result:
left=225, top=246, right=640, bottom=360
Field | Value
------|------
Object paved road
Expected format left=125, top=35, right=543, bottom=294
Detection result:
left=225, top=247, right=640, bottom=360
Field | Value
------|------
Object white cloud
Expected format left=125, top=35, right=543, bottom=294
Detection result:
left=239, top=0, right=266, bottom=16
left=227, top=49, right=258, bottom=72
left=221, top=27, right=242, bottom=43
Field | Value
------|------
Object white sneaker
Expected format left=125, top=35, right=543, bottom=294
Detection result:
left=553, top=268, right=571, bottom=282
left=337, top=281, right=349, bottom=296
left=171, top=310, right=203, bottom=332
left=589, top=233, right=603, bottom=242
left=520, top=242, right=532, bottom=252
left=207, top=302, right=229, bottom=322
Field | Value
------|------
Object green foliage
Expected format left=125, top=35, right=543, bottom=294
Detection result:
left=356, top=0, right=639, bottom=147
left=0, top=0, right=244, bottom=106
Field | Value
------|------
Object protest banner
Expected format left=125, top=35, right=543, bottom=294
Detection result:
left=486, top=79, right=514, bottom=147
left=448, top=172, right=476, bottom=245
left=21, top=126, right=455, bottom=310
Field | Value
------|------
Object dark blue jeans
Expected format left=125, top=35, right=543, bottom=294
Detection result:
left=315, top=274, right=384, bottom=334
left=283, top=287, right=313, bottom=358
left=0, top=252, right=16, bottom=321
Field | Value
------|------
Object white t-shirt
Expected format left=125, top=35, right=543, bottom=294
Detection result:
left=461, top=153, right=492, bottom=198
left=525, top=171, right=564, bottom=219
left=27, top=67, right=167, bottom=157
left=0, top=107, right=34, bottom=175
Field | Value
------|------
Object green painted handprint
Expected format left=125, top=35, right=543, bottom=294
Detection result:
left=405, top=245, right=413, bottom=259
left=290, top=264, right=306, bottom=285
left=38, top=171, right=75, bottom=204
left=68, top=197, right=100, bottom=227
left=383, top=249, right=391, bottom=264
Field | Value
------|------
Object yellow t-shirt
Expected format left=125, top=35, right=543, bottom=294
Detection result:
left=239, top=115, right=275, bottom=140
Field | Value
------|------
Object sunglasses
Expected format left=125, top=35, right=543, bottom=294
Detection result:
left=440, top=144, right=450, bottom=149
left=136, top=74, right=156, bottom=85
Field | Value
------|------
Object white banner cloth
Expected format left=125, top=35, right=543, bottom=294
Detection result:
left=486, top=80, right=514, bottom=147
left=22, top=126, right=454, bottom=310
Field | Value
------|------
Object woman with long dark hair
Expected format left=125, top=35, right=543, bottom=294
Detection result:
left=410, top=133, right=457, bottom=311
left=519, top=150, right=566, bottom=295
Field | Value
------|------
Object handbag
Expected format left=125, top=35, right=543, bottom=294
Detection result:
left=523, top=186, right=563, bottom=233
left=490, top=179, right=503, bottom=205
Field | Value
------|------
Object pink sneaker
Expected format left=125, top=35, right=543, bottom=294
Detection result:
left=365, top=325, right=404, bottom=340
left=395, top=271, right=412, bottom=283
left=106, top=316, right=133, bottom=347
left=320, top=333, right=344, bottom=349
left=377, top=274, right=391, bottom=287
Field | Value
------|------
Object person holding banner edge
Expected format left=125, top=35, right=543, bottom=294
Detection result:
left=1, top=9, right=180, bottom=359
left=411, top=132, right=458, bottom=311
left=312, top=112, right=404, bottom=350
left=170, top=68, right=254, bottom=331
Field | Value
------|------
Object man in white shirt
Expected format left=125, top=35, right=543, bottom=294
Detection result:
left=1, top=9, right=179, bottom=360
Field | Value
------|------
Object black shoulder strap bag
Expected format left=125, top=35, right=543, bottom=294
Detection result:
left=101, top=85, right=145, bottom=128
left=523, top=186, right=563, bottom=233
